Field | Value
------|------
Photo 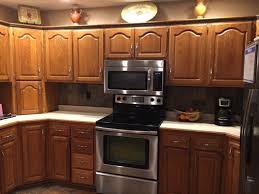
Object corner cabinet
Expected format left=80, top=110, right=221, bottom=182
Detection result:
left=73, top=29, right=104, bottom=83
left=168, top=25, right=208, bottom=86
left=105, top=27, right=168, bottom=59
left=16, top=81, right=43, bottom=115
left=0, top=25, right=10, bottom=82
left=13, top=28, right=43, bottom=81
left=21, top=124, right=46, bottom=184
left=208, top=22, right=252, bottom=87
left=45, top=30, right=73, bottom=81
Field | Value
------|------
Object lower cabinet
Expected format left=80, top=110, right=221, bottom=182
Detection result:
left=0, top=127, right=18, bottom=194
left=48, top=123, right=71, bottom=181
left=21, top=124, right=46, bottom=183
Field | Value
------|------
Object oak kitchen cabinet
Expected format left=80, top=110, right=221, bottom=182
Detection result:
left=168, top=25, right=208, bottom=86
left=73, top=29, right=104, bottom=83
left=208, top=22, right=252, bottom=87
left=0, top=25, right=10, bottom=81
left=256, top=19, right=259, bottom=37
left=48, top=123, right=71, bottom=181
left=45, top=30, right=73, bottom=81
left=16, top=81, right=43, bottom=115
left=0, top=127, right=18, bottom=194
left=21, top=124, right=46, bottom=184
left=13, top=28, right=43, bottom=81
left=105, top=27, right=168, bottom=59
left=160, top=130, right=225, bottom=194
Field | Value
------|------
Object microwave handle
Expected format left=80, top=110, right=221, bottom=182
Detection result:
left=147, top=69, right=152, bottom=90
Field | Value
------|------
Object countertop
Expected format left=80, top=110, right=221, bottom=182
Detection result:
left=0, top=106, right=241, bottom=138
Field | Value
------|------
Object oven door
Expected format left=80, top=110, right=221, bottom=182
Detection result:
left=96, top=127, right=158, bottom=180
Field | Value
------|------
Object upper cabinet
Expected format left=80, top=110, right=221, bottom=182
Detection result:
left=135, top=27, right=168, bottom=58
left=73, top=29, right=104, bottom=83
left=45, top=30, right=73, bottom=81
left=168, top=25, right=208, bottom=86
left=105, top=28, right=134, bottom=59
left=256, top=19, right=259, bottom=37
left=208, top=22, right=252, bottom=87
left=13, top=28, right=43, bottom=81
left=0, top=25, right=10, bottom=81
left=105, top=27, right=168, bottom=59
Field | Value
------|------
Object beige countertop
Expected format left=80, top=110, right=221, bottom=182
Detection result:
left=0, top=106, right=241, bottom=138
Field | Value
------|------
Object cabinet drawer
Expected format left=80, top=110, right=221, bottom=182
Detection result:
left=49, top=123, right=70, bottom=137
left=71, top=127, right=93, bottom=139
left=162, top=131, right=190, bottom=148
left=0, top=127, right=16, bottom=144
left=72, top=153, right=93, bottom=170
left=72, top=169, right=93, bottom=185
left=72, top=139, right=93, bottom=154
left=192, top=135, right=224, bottom=151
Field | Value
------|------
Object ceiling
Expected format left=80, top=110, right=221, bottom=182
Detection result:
left=0, top=0, right=186, bottom=10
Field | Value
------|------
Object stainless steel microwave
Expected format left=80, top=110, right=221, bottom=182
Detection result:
left=104, top=60, right=165, bottom=96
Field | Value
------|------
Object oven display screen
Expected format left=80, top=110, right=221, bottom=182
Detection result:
left=103, top=136, right=149, bottom=169
left=132, top=96, right=144, bottom=103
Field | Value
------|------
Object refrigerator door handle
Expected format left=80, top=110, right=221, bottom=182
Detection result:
left=246, top=116, right=255, bottom=163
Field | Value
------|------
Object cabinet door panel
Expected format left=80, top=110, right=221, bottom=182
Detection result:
left=160, top=147, right=190, bottom=194
left=73, top=29, right=104, bottom=83
left=208, top=22, right=252, bottom=87
left=168, top=25, right=208, bottom=86
left=0, top=140, right=18, bottom=193
left=22, top=124, right=46, bottom=183
left=45, top=30, right=73, bottom=81
left=191, top=150, right=222, bottom=194
left=0, top=25, right=10, bottom=81
left=105, top=28, right=134, bottom=59
left=135, top=27, right=168, bottom=58
left=16, top=81, right=42, bottom=114
left=14, top=28, right=42, bottom=80
left=49, top=136, right=70, bottom=181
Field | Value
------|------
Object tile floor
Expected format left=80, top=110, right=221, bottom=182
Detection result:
left=14, top=184, right=96, bottom=194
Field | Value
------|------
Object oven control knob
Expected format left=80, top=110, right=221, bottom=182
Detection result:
left=117, top=97, right=121, bottom=101
left=157, top=98, right=161, bottom=103
left=122, top=97, right=127, bottom=101
left=150, top=98, right=155, bottom=102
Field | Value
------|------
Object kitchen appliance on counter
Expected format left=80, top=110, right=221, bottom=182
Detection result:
left=96, top=60, right=165, bottom=194
left=215, top=97, right=233, bottom=126
left=241, top=37, right=259, bottom=194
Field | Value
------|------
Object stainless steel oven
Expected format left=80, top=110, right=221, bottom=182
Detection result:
left=104, top=60, right=164, bottom=96
left=96, top=126, right=158, bottom=194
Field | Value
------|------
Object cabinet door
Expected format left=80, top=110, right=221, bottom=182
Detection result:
left=0, top=140, right=17, bottom=193
left=135, top=27, right=168, bottom=58
left=256, top=19, right=259, bottom=37
left=160, top=147, right=190, bottom=194
left=168, top=25, right=208, bottom=86
left=191, top=150, right=223, bottom=194
left=13, top=28, right=42, bottom=80
left=105, top=28, right=134, bottom=59
left=16, top=81, right=42, bottom=115
left=73, top=29, right=104, bottom=83
left=0, top=25, right=10, bottom=81
left=45, top=30, right=73, bottom=81
left=208, top=22, right=252, bottom=87
left=225, top=141, right=240, bottom=194
left=22, top=124, right=46, bottom=183
left=49, top=136, right=70, bottom=181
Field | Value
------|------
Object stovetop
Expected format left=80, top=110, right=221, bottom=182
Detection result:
left=96, top=113, right=164, bottom=131
left=0, top=114, right=16, bottom=121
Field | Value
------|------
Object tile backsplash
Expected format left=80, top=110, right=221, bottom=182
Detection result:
left=59, top=84, right=244, bottom=115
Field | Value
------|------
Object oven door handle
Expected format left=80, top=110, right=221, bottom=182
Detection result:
left=95, top=126, right=158, bottom=136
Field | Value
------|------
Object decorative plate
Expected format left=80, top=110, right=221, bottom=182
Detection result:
left=18, top=5, right=42, bottom=25
left=121, top=2, right=158, bottom=23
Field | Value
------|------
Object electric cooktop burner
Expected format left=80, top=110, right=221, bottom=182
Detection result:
left=96, top=113, right=164, bottom=131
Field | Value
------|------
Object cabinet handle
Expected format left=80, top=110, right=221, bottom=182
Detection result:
left=229, top=147, right=232, bottom=158
left=78, top=145, right=88, bottom=148
left=169, top=68, right=172, bottom=74
left=80, top=176, right=86, bottom=179
left=1, top=151, right=4, bottom=158
left=135, top=44, right=139, bottom=54
left=204, top=143, right=209, bottom=146
left=56, top=129, right=64, bottom=132
left=79, top=131, right=89, bottom=135
left=172, top=140, right=180, bottom=143
left=69, top=66, right=72, bottom=73
left=42, top=129, right=44, bottom=135
left=38, top=66, right=41, bottom=74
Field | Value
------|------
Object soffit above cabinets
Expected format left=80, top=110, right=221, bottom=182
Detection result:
left=0, top=0, right=188, bottom=10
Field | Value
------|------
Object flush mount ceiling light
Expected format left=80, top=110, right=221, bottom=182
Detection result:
left=121, top=2, right=158, bottom=23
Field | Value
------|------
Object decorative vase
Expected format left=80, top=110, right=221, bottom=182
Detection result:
left=70, top=8, right=82, bottom=24
left=194, top=1, right=207, bottom=19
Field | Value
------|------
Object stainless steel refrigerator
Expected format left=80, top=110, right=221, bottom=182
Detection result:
left=241, top=37, right=259, bottom=194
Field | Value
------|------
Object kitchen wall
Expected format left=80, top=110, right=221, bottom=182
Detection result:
left=0, top=4, right=17, bottom=22
left=41, top=0, right=259, bottom=26
left=59, top=83, right=244, bottom=115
